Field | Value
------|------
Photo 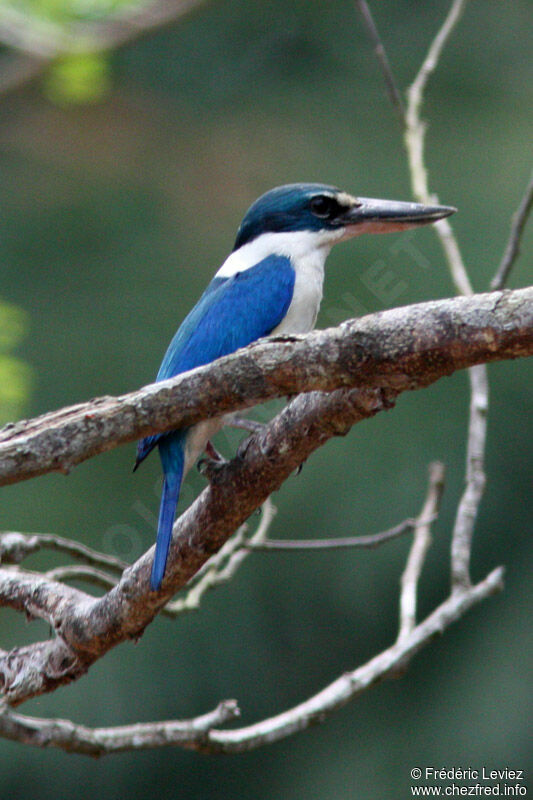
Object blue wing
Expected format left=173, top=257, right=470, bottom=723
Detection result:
left=135, top=254, right=295, bottom=467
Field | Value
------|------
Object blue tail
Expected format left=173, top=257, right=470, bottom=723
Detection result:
left=151, top=433, right=185, bottom=591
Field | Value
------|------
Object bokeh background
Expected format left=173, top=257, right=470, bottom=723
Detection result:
left=0, top=0, right=531, bottom=797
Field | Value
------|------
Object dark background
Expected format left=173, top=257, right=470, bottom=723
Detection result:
left=0, top=0, right=531, bottom=797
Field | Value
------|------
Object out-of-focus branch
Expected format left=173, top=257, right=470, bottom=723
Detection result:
left=0, top=0, right=209, bottom=56
left=250, top=516, right=421, bottom=551
left=491, top=170, right=533, bottom=290
left=397, top=462, right=445, bottom=641
left=368, top=0, right=488, bottom=591
left=163, top=498, right=275, bottom=616
left=354, top=0, right=404, bottom=119
left=0, top=53, right=50, bottom=97
left=0, top=530, right=127, bottom=573
left=0, top=0, right=209, bottom=96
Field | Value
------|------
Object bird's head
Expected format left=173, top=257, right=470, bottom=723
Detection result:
left=233, top=183, right=456, bottom=252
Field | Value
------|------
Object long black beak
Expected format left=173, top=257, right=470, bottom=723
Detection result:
left=338, top=197, right=456, bottom=235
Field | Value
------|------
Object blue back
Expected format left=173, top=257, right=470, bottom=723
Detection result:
left=136, top=254, right=295, bottom=464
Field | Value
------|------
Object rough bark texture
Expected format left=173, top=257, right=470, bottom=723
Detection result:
left=0, top=287, right=531, bottom=707
left=0, top=287, right=531, bottom=488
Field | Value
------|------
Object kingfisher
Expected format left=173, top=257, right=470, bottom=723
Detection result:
left=135, top=183, right=455, bottom=590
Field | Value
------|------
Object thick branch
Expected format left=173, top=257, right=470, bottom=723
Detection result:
left=0, top=288, right=531, bottom=488
left=0, top=288, right=530, bottom=705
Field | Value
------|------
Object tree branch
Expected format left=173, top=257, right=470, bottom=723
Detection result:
left=400, top=0, right=489, bottom=590
left=0, top=530, right=128, bottom=573
left=0, top=566, right=503, bottom=756
left=0, top=287, right=530, bottom=706
left=354, top=0, right=404, bottom=119
left=398, top=462, right=445, bottom=641
left=0, top=698, right=240, bottom=756
left=0, top=0, right=209, bottom=58
left=0, top=0, right=209, bottom=97
left=195, top=566, right=504, bottom=754
left=249, top=516, right=420, bottom=551
left=0, top=288, right=531, bottom=489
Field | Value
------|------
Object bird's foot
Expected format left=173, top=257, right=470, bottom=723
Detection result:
left=205, top=440, right=225, bottom=462
left=197, top=440, right=228, bottom=481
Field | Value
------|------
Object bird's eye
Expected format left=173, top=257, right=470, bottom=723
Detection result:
left=310, top=195, right=337, bottom=219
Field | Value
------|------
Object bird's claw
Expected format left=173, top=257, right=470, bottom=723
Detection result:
left=198, top=440, right=228, bottom=481
left=197, top=456, right=227, bottom=480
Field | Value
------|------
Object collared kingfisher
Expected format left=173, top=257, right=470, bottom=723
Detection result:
left=135, top=183, right=455, bottom=590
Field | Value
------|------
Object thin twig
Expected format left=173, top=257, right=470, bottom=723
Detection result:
left=0, top=530, right=128, bottom=574
left=397, top=462, right=446, bottom=641
left=45, top=565, right=119, bottom=592
left=404, top=0, right=471, bottom=293
left=198, top=567, right=504, bottom=754
left=491, top=169, right=533, bottom=290
left=357, top=0, right=489, bottom=591
left=0, top=567, right=503, bottom=755
left=354, top=0, right=405, bottom=119
left=164, top=498, right=276, bottom=616
left=0, top=699, right=240, bottom=757
left=249, top=516, right=428, bottom=551
left=402, top=0, right=488, bottom=590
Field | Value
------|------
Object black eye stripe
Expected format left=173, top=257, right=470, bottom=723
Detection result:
left=310, top=195, right=340, bottom=219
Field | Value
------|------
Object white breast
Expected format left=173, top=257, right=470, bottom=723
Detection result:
left=216, top=228, right=343, bottom=334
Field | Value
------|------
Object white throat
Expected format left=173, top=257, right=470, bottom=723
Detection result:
left=215, top=229, right=343, bottom=278
left=216, top=228, right=345, bottom=335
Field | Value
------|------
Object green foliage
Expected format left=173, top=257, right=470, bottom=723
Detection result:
left=44, top=52, right=112, bottom=103
left=0, top=300, right=32, bottom=424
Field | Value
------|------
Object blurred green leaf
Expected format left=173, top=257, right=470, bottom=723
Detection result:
left=44, top=52, right=111, bottom=103
left=0, top=300, right=33, bottom=424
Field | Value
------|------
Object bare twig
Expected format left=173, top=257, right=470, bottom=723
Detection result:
left=491, top=170, right=533, bottom=290
left=404, top=0, right=471, bottom=293
left=196, top=567, right=504, bottom=754
left=0, top=567, right=503, bottom=756
left=0, top=530, right=128, bottom=573
left=164, top=498, right=275, bottom=616
left=250, top=516, right=424, bottom=551
left=401, top=0, right=488, bottom=591
left=354, top=0, right=404, bottom=119
left=0, top=699, right=240, bottom=756
left=45, top=565, right=119, bottom=592
left=398, top=462, right=446, bottom=641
